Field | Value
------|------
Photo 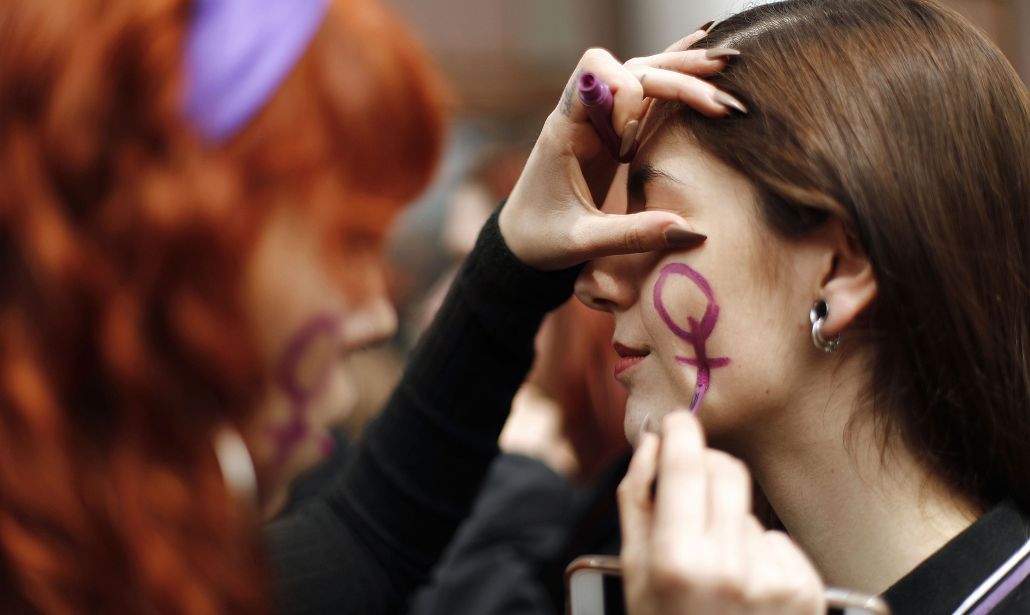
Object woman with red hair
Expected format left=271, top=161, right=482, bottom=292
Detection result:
left=0, top=0, right=738, bottom=612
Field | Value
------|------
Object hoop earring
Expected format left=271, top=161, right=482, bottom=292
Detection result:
left=809, top=299, right=841, bottom=352
left=213, top=425, right=258, bottom=508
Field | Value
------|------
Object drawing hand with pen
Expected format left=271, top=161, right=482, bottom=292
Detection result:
left=499, top=26, right=745, bottom=271
left=619, top=412, right=825, bottom=615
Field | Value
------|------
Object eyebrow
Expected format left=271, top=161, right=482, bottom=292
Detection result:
left=627, top=164, right=683, bottom=202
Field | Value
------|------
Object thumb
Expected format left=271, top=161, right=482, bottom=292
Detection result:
left=572, top=210, right=707, bottom=259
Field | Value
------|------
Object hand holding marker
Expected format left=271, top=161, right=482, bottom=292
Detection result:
left=499, top=25, right=744, bottom=271
left=577, top=32, right=748, bottom=163
left=578, top=72, right=639, bottom=163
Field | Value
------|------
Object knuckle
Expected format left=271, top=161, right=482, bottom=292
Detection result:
left=623, top=80, right=645, bottom=103
left=649, top=545, right=743, bottom=597
left=650, top=557, right=692, bottom=593
left=653, top=563, right=748, bottom=604
left=670, top=53, right=692, bottom=72
left=568, top=228, right=593, bottom=256
left=711, top=575, right=748, bottom=604
left=742, top=575, right=791, bottom=608
left=766, top=582, right=800, bottom=606
left=542, top=112, right=564, bottom=132
left=583, top=47, right=612, bottom=64
left=742, top=584, right=771, bottom=608
left=622, top=224, right=645, bottom=252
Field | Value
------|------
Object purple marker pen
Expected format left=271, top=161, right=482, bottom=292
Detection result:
left=578, top=72, right=637, bottom=163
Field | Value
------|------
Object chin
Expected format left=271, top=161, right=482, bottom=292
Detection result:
left=623, top=397, right=652, bottom=447
left=622, top=392, right=677, bottom=447
left=623, top=391, right=738, bottom=445
left=622, top=380, right=697, bottom=446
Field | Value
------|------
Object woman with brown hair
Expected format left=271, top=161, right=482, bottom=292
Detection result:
left=0, top=0, right=745, bottom=612
left=574, top=0, right=1030, bottom=613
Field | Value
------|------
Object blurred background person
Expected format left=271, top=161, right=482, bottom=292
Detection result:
left=0, top=0, right=446, bottom=610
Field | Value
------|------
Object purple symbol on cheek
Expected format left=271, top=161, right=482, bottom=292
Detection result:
left=267, top=314, right=341, bottom=469
left=653, top=263, right=730, bottom=413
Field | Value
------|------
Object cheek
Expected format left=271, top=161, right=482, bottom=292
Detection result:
left=259, top=315, right=345, bottom=472
left=644, top=262, right=733, bottom=413
left=696, top=288, right=810, bottom=439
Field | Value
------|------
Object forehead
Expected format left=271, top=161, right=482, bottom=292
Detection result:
left=629, top=122, right=757, bottom=212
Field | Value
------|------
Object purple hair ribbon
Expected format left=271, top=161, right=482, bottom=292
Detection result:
left=183, top=0, right=330, bottom=142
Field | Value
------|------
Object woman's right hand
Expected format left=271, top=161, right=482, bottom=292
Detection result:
left=619, top=412, right=825, bottom=615
left=499, top=29, right=745, bottom=270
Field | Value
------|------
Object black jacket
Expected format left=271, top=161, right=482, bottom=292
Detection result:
left=884, top=499, right=1030, bottom=614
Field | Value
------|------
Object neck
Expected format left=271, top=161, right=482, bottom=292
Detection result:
left=730, top=365, right=982, bottom=594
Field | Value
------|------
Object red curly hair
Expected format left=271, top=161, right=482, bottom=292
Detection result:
left=0, top=0, right=445, bottom=611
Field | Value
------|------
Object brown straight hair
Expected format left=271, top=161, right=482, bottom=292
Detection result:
left=667, top=0, right=1030, bottom=510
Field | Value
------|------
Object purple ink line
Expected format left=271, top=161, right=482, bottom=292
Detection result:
left=274, top=314, right=341, bottom=402
left=267, top=313, right=341, bottom=468
left=653, top=263, right=730, bottom=414
left=969, top=549, right=1030, bottom=615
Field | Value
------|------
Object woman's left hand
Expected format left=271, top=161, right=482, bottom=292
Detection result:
left=618, top=412, right=826, bottom=615
left=500, top=30, right=735, bottom=271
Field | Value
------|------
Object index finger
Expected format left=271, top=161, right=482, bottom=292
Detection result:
left=558, top=48, right=648, bottom=136
left=618, top=432, right=661, bottom=565
left=652, top=411, right=708, bottom=541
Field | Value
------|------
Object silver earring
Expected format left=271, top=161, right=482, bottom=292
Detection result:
left=809, top=300, right=840, bottom=352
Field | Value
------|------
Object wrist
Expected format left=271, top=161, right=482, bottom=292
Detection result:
left=465, top=204, right=580, bottom=312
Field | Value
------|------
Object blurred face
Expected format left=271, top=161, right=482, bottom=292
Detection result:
left=244, top=205, right=396, bottom=516
left=575, top=127, right=826, bottom=450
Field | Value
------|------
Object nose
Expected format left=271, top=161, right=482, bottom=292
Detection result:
left=574, top=253, right=645, bottom=314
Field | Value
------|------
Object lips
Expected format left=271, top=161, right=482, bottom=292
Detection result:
left=614, top=342, right=650, bottom=378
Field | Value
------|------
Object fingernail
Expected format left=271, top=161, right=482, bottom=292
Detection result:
left=620, top=119, right=640, bottom=159
left=705, top=47, right=741, bottom=60
left=675, top=30, right=708, bottom=51
left=697, top=20, right=715, bottom=32
left=664, top=226, right=707, bottom=248
left=714, top=90, right=749, bottom=114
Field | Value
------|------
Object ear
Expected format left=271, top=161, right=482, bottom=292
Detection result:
left=817, top=219, right=877, bottom=337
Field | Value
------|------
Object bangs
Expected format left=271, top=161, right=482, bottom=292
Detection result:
left=226, top=0, right=449, bottom=241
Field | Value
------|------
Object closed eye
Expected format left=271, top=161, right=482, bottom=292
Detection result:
left=627, top=164, right=684, bottom=214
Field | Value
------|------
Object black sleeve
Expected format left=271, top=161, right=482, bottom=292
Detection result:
left=264, top=208, right=581, bottom=615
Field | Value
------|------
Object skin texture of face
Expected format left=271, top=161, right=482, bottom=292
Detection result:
left=575, top=125, right=831, bottom=451
left=244, top=206, right=396, bottom=517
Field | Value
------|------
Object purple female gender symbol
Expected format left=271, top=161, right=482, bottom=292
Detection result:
left=652, top=263, right=730, bottom=413
left=267, top=313, right=341, bottom=469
